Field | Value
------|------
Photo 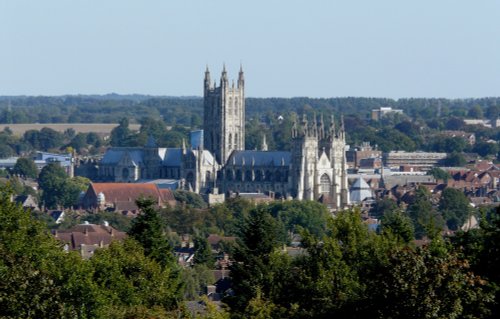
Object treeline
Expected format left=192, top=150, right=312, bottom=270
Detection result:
left=2, top=182, right=500, bottom=318
left=1, top=95, right=499, bottom=126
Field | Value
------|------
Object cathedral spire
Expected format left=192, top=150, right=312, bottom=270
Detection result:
left=301, top=114, right=308, bottom=136
left=330, top=114, right=336, bottom=138
left=221, top=63, right=228, bottom=86
left=238, top=64, right=244, bottom=88
left=339, top=114, right=345, bottom=139
left=181, top=138, right=186, bottom=154
left=318, top=113, right=325, bottom=140
left=204, top=66, right=211, bottom=91
left=262, top=134, right=268, bottom=151
left=291, top=115, right=298, bottom=138
left=311, top=112, right=318, bottom=137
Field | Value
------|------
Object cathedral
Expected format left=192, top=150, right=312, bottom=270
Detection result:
left=97, top=66, right=349, bottom=208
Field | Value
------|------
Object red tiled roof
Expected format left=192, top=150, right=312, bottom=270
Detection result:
left=54, top=224, right=127, bottom=251
left=87, top=183, right=176, bottom=210
left=92, top=183, right=162, bottom=202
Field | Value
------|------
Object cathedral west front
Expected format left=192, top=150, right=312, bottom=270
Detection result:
left=97, top=66, right=349, bottom=209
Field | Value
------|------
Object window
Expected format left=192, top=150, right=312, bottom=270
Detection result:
left=320, top=174, right=331, bottom=194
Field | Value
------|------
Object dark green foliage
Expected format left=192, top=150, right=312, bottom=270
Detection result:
left=128, top=198, right=176, bottom=267
left=226, top=207, right=288, bottom=312
left=407, top=186, right=444, bottom=239
left=381, top=210, right=415, bottom=243
left=264, top=200, right=330, bottom=237
left=193, top=235, right=213, bottom=266
left=173, top=189, right=207, bottom=208
left=444, top=151, right=467, bottom=166
left=38, top=163, right=84, bottom=208
left=371, top=198, right=398, bottom=218
left=0, top=186, right=100, bottom=318
left=110, top=117, right=132, bottom=147
left=13, top=157, right=38, bottom=178
left=439, top=187, right=471, bottom=230
left=427, top=167, right=451, bottom=181
left=90, top=239, right=181, bottom=315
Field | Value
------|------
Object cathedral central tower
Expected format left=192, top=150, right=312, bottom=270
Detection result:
left=203, top=65, right=245, bottom=164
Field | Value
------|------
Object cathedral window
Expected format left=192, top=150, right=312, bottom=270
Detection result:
left=320, top=174, right=331, bottom=194
left=265, top=170, right=273, bottom=182
left=255, top=170, right=263, bottom=181
left=236, top=169, right=242, bottom=181
left=245, top=170, right=253, bottom=181
left=186, top=172, right=195, bottom=189
left=275, top=171, right=281, bottom=183
left=122, top=168, right=130, bottom=180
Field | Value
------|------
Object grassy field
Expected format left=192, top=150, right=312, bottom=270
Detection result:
left=0, top=123, right=141, bottom=136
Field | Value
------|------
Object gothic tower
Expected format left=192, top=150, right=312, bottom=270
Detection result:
left=291, top=113, right=350, bottom=208
left=203, top=65, right=245, bottom=164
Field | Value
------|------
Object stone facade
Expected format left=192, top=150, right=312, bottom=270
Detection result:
left=96, top=66, right=349, bottom=208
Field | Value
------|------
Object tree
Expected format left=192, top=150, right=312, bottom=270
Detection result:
left=439, top=187, right=471, bottom=230
left=110, top=117, right=132, bottom=147
left=443, top=151, right=466, bottom=167
left=38, top=162, right=68, bottom=208
left=13, top=157, right=38, bottom=178
left=468, top=105, right=484, bottom=119
left=407, top=186, right=444, bottom=239
left=226, top=207, right=287, bottom=312
left=0, top=186, right=100, bottom=318
left=89, top=239, right=181, bottom=317
left=128, top=198, right=176, bottom=267
left=427, top=167, right=451, bottom=182
left=474, top=141, right=499, bottom=158
left=381, top=210, right=415, bottom=243
left=264, top=200, right=329, bottom=238
left=193, top=235, right=213, bottom=266
left=371, top=198, right=398, bottom=218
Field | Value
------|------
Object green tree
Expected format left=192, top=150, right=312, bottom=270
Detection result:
left=90, top=239, right=181, bottom=317
left=0, top=186, right=100, bottom=318
left=427, top=167, right=451, bottom=182
left=443, top=151, right=466, bottom=167
left=128, top=198, right=176, bottom=267
left=13, top=157, right=38, bottom=178
left=439, top=187, right=471, bottom=231
left=38, top=162, right=68, bottom=208
left=193, top=235, right=213, bottom=266
left=371, top=198, right=398, bottom=218
left=381, top=210, right=415, bottom=243
left=110, top=117, right=132, bottom=147
left=407, top=186, right=444, bottom=239
left=226, top=207, right=288, bottom=313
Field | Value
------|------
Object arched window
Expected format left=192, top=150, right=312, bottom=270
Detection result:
left=236, top=170, right=242, bottom=181
left=228, top=133, right=232, bottom=149
left=275, top=171, right=281, bottom=183
left=206, top=171, right=211, bottom=182
left=255, top=170, right=263, bottom=181
left=122, top=168, right=129, bottom=179
left=265, top=170, right=273, bottom=182
left=245, top=170, right=253, bottom=181
left=320, top=174, right=331, bottom=194
left=234, top=133, right=238, bottom=148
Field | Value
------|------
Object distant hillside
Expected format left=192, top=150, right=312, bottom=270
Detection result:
left=0, top=95, right=498, bottom=127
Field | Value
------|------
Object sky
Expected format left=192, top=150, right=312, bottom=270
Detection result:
left=1, top=0, right=499, bottom=98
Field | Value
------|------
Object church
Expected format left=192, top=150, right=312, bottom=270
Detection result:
left=97, top=66, right=349, bottom=208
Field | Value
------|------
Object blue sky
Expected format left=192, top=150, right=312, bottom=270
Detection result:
left=1, top=0, right=499, bottom=98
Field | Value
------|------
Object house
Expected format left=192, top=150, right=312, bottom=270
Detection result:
left=53, top=222, right=127, bottom=259
left=13, top=194, right=38, bottom=209
left=80, top=182, right=176, bottom=212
